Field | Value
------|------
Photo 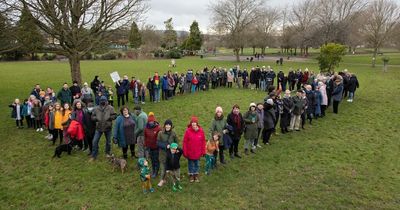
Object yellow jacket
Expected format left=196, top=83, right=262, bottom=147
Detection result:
left=54, top=110, right=63, bottom=130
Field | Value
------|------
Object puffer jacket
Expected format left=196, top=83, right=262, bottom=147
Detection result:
left=182, top=126, right=206, bottom=160
left=91, top=104, right=116, bottom=132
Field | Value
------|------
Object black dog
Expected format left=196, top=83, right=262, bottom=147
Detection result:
left=53, top=143, right=73, bottom=158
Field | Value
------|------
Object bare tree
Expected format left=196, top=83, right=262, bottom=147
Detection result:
left=289, top=0, right=317, bottom=56
left=362, top=0, right=400, bottom=67
left=19, top=0, right=148, bottom=84
left=140, top=24, right=162, bottom=56
left=315, top=0, right=367, bottom=44
left=255, top=8, right=280, bottom=55
left=210, top=0, right=264, bottom=62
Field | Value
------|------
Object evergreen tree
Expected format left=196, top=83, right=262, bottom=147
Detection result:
left=184, top=21, right=202, bottom=52
left=129, top=21, right=142, bottom=49
left=17, top=6, right=45, bottom=60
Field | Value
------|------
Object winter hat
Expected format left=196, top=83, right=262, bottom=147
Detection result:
left=190, top=116, right=199, bottom=125
left=170, top=143, right=178, bottom=149
left=148, top=112, right=156, bottom=122
left=215, top=106, right=223, bottom=113
left=249, top=103, right=256, bottom=108
left=164, top=119, right=173, bottom=127
left=266, top=99, right=274, bottom=106
left=100, top=96, right=107, bottom=102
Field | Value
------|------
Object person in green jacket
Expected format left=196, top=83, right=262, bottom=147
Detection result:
left=243, top=103, right=259, bottom=154
left=57, top=83, right=72, bottom=105
left=134, top=106, right=147, bottom=158
left=209, top=106, right=227, bottom=164
left=156, top=119, right=178, bottom=187
left=138, top=158, right=154, bottom=193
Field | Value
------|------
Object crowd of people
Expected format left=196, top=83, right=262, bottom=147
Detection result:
left=8, top=65, right=359, bottom=193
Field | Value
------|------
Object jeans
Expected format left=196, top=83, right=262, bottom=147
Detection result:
left=191, top=84, right=196, bottom=93
left=91, top=130, right=112, bottom=158
left=349, top=92, right=355, bottom=100
left=146, top=148, right=159, bottom=175
left=188, top=159, right=199, bottom=175
left=154, top=89, right=160, bottom=102
left=260, top=80, right=266, bottom=91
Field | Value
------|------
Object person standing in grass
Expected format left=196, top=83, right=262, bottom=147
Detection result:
left=209, top=106, right=227, bottom=164
left=205, top=132, right=220, bottom=175
left=157, top=119, right=179, bottom=187
left=89, top=96, right=117, bottom=161
left=122, top=75, right=130, bottom=103
left=113, top=106, right=136, bottom=159
left=183, top=116, right=206, bottom=183
left=281, top=90, right=293, bottom=133
left=331, top=78, right=344, bottom=114
left=347, top=73, right=359, bottom=103
left=52, top=102, right=64, bottom=145
left=134, top=106, right=147, bottom=158
left=318, top=82, right=328, bottom=117
left=227, top=104, right=244, bottom=159
left=254, top=103, right=264, bottom=148
left=147, top=77, right=154, bottom=102
left=262, top=99, right=276, bottom=145
left=57, top=83, right=72, bottom=105
left=153, top=72, right=161, bottom=102
left=81, top=82, right=94, bottom=105
left=243, top=103, right=259, bottom=154
left=144, top=112, right=161, bottom=178
left=115, top=80, right=125, bottom=107
left=9, top=98, right=23, bottom=129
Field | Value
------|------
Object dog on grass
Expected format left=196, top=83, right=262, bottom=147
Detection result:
left=53, top=143, right=73, bottom=158
left=108, top=154, right=127, bottom=174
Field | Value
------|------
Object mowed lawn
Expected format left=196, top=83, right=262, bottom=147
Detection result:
left=0, top=57, right=399, bottom=209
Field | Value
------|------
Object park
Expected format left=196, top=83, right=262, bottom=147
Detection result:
left=1, top=0, right=400, bottom=209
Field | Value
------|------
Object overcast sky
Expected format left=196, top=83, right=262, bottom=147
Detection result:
left=144, top=0, right=302, bottom=33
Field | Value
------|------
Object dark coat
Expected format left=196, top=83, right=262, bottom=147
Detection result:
left=292, top=95, right=304, bottom=115
left=348, top=76, right=359, bottom=92
left=57, top=88, right=72, bottom=105
left=9, top=104, right=23, bottom=119
left=165, top=148, right=183, bottom=170
left=263, top=104, right=276, bottom=130
left=91, top=104, right=117, bottom=132
left=227, top=112, right=245, bottom=138
left=332, top=83, right=344, bottom=101
left=305, top=90, right=316, bottom=114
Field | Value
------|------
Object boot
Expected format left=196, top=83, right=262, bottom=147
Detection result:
left=176, top=180, right=183, bottom=190
left=172, top=183, right=178, bottom=192
left=234, top=153, right=242, bottom=158
left=194, top=174, right=200, bottom=183
left=189, top=175, right=194, bottom=183
left=244, top=149, right=249, bottom=155
left=220, top=155, right=226, bottom=164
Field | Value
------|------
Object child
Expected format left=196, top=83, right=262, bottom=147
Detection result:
left=44, top=103, right=55, bottom=141
left=165, top=143, right=183, bottom=192
left=23, top=99, right=32, bottom=128
left=32, top=99, right=43, bottom=132
left=139, top=81, right=146, bottom=104
left=138, top=158, right=155, bottom=194
left=52, top=103, right=64, bottom=145
left=9, top=98, right=23, bottom=128
left=62, top=103, right=72, bottom=144
left=205, top=132, right=220, bottom=175
left=107, top=86, right=114, bottom=107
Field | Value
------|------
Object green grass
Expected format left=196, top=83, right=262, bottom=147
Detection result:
left=0, top=56, right=399, bottom=209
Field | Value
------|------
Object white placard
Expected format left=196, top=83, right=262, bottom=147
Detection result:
left=110, top=71, right=120, bottom=83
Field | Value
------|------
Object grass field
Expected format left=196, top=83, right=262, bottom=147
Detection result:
left=0, top=55, right=399, bottom=209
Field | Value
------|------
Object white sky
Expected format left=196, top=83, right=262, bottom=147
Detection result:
left=144, top=0, right=302, bottom=33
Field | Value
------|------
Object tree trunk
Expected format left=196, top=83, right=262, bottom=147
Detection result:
left=240, top=47, right=244, bottom=55
left=31, top=53, right=35, bottom=60
left=234, top=48, right=240, bottom=62
left=69, top=52, right=82, bottom=84
left=252, top=47, right=255, bottom=55
left=372, top=48, right=377, bottom=68
left=294, top=48, right=297, bottom=56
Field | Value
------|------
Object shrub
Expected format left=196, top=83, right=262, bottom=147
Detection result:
left=165, top=49, right=182, bottom=59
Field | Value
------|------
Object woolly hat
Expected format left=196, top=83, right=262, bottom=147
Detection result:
left=249, top=103, right=256, bottom=108
left=148, top=112, right=156, bottom=122
left=100, top=96, right=107, bottom=102
left=215, top=106, right=223, bottom=113
left=164, top=119, right=173, bottom=126
left=266, top=98, right=274, bottom=106
left=170, top=143, right=178, bottom=149
left=189, top=116, right=199, bottom=125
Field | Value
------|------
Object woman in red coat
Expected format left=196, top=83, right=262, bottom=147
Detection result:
left=182, top=116, right=206, bottom=183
